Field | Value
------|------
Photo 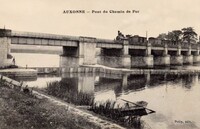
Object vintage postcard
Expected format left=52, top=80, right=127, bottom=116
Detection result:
left=0, top=0, right=200, bottom=129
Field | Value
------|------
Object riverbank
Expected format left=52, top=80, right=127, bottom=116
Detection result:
left=0, top=86, right=104, bottom=129
left=0, top=68, right=37, bottom=78
left=0, top=75, right=124, bottom=129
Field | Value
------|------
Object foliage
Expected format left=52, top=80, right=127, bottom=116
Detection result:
left=182, top=27, right=197, bottom=43
left=168, top=30, right=182, bottom=43
left=89, top=100, right=143, bottom=128
left=0, top=85, right=100, bottom=129
left=157, top=33, right=167, bottom=40
left=46, top=81, right=94, bottom=105
left=157, top=27, right=198, bottom=43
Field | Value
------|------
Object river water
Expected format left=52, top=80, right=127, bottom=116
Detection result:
left=12, top=53, right=200, bottom=129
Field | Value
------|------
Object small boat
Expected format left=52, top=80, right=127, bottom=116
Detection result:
left=121, top=99, right=155, bottom=116
left=90, top=99, right=155, bottom=118
left=120, top=100, right=149, bottom=116
left=135, top=101, right=148, bottom=107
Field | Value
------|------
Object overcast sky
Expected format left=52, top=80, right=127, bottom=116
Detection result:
left=0, top=0, right=200, bottom=39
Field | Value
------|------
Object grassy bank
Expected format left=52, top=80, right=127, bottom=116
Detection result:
left=0, top=84, right=101, bottom=129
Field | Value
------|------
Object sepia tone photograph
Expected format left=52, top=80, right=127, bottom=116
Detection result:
left=0, top=0, right=200, bottom=129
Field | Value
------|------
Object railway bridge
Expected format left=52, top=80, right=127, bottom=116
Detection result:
left=0, top=29, right=200, bottom=68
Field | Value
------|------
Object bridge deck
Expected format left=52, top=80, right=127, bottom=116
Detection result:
left=7, top=30, right=200, bottom=51
left=11, top=31, right=122, bottom=47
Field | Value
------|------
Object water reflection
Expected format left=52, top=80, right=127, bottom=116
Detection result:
left=24, top=73, right=200, bottom=103
left=10, top=53, right=200, bottom=128
left=23, top=73, right=200, bottom=129
left=44, top=73, right=94, bottom=105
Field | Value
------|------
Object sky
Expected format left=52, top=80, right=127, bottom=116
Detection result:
left=0, top=0, right=200, bottom=39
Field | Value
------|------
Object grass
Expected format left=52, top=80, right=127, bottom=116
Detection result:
left=0, top=80, right=101, bottom=129
left=89, top=100, right=144, bottom=128
left=44, top=80, right=145, bottom=128
left=45, top=81, right=94, bottom=105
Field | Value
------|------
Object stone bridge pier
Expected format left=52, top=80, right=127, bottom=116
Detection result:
left=167, top=43, right=200, bottom=65
left=97, top=39, right=131, bottom=68
left=60, top=37, right=97, bottom=68
left=182, top=45, right=193, bottom=65
left=153, top=42, right=170, bottom=67
left=169, top=44, right=183, bottom=66
left=130, top=41, right=153, bottom=68
left=193, top=49, right=200, bottom=64
left=0, top=29, right=12, bottom=68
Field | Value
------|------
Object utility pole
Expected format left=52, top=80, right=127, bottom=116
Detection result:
left=146, top=31, right=148, bottom=39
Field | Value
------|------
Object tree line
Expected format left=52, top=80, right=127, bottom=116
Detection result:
left=157, top=27, right=198, bottom=44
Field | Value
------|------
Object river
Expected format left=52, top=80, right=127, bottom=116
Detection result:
left=12, top=53, right=200, bottom=129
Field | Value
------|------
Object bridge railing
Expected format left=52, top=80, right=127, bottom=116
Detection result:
left=11, top=31, right=80, bottom=41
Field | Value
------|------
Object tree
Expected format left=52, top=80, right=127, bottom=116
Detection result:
left=157, top=33, right=168, bottom=40
left=157, top=30, right=182, bottom=43
left=182, top=27, right=197, bottom=44
left=169, top=30, right=182, bottom=43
